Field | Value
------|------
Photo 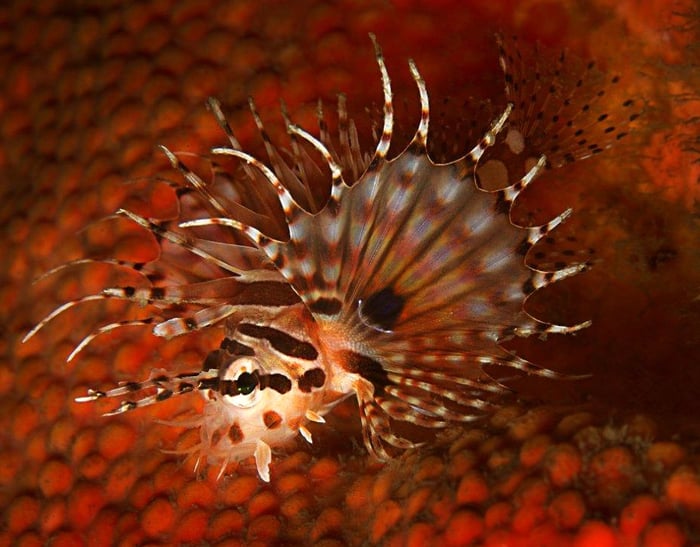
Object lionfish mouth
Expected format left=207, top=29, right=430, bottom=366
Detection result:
left=26, top=33, right=639, bottom=481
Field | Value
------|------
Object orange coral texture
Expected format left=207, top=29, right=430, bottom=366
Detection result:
left=2, top=0, right=700, bottom=545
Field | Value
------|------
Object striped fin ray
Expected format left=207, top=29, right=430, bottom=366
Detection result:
left=25, top=263, right=296, bottom=355
left=177, top=34, right=396, bottom=317
left=206, top=97, right=289, bottom=223
left=24, top=201, right=296, bottom=356
left=117, top=208, right=250, bottom=276
left=66, top=318, right=159, bottom=363
left=354, top=378, right=418, bottom=460
left=32, top=257, right=150, bottom=284
left=75, top=367, right=219, bottom=415
left=319, top=94, right=368, bottom=183
left=66, top=104, right=364, bottom=362
left=247, top=97, right=321, bottom=213
left=100, top=277, right=297, bottom=307
left=160, top=145, right=231, bottom=218
left=207, top=96, right=341, bottom=222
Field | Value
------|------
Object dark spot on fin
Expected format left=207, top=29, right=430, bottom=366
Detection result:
left=343, top=351, right=390, bottom=396
left=309, top=297, right=343, bottom=316
left=359, top=287, right=405, bottom=332
left=156, top=390, right=173, bottom=401
left=496, top=34, right=641, bottom=170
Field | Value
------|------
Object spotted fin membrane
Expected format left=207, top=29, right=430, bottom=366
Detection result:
left=25, top=35, right=640, bottom=482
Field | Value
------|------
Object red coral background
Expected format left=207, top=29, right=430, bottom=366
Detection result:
left=2, top=0, right=699, bottom=545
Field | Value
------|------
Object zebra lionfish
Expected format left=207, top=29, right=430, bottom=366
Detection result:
left=25, top=35, right=638, bottom=482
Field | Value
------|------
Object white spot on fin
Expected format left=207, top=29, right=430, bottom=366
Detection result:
left=505, top=128, right=525, bottom=154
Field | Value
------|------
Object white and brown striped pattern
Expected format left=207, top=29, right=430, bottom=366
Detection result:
left=26, top=34, right=639, bottom=481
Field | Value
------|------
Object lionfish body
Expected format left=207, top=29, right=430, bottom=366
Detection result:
left=27, top=36, right=638, bottom=481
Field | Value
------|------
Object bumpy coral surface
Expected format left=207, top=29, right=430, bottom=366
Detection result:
left=2, top=0, right=699, bottom=545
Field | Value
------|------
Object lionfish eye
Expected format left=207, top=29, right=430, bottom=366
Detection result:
left=236, top=371, right=258, bottom=396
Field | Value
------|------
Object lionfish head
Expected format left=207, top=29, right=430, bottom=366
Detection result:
left=181, top=308, right=338, bottom=482
left=26, top=34, right=639, bottom=482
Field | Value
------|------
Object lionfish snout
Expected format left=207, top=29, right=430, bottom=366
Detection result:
left=26, top=33, right=639, bottom=482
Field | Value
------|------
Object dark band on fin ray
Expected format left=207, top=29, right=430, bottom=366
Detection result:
left=342, top=351, right=390, bottom=396
left=156, top=390, right=173, bottom=401
left=308, top=297, right=343, bottom=315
